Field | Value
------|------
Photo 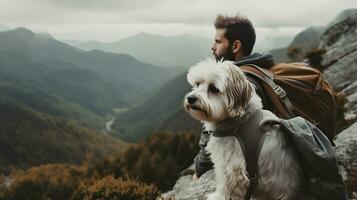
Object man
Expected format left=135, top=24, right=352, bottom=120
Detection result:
left=193, top=14, right=276, bottom=180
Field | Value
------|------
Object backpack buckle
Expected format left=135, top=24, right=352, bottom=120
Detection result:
left=273, top=85, right=287, bottom=98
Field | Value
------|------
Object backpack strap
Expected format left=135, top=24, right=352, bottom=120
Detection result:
left=239, top=110, right=281, bottom=199
left=235, top=110, right=266, bottom=199
left=240, top=64, right=295, bottom=118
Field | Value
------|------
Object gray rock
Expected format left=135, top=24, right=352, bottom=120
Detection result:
left=323, top=50, right=357, bottom=91
left=320, top=12, right=357, bottom=50
left=160, top=170, right=215, bottom=200
left=346, top=91, right=357, bottom=121
left=335, top=122, right=357, bottom=166
left=326, top=9, right=357, bottom=31
left=334, top=122, right=357, bottom=199
left=321, top=10, right=357, bottom=118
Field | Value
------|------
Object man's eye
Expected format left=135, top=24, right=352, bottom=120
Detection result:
left=208, top=84, right=220, bottom=93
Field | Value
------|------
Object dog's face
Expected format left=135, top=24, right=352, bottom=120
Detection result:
left=184, top=59, right=254, bottom=123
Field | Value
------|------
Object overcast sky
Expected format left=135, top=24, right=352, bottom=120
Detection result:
left=0, top=0, right=356, bottom=50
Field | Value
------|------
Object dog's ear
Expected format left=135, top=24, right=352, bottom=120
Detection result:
left=225, top=63, right=254, bottom=118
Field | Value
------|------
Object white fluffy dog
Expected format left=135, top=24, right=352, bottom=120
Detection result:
left=184, top=59, right=313, bottom=200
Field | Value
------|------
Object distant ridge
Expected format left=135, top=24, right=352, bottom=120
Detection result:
left=74, top=32, right=212, bottom=68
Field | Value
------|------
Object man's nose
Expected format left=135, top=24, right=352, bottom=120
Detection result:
left=187, top=96, right=198, bottom=105
left=211, top=45, right=216, bottom=51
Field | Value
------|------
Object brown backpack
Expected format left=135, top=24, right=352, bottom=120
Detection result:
left=240, top=63, right=337, bottom=142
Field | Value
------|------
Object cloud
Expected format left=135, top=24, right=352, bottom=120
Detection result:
left=2, top=0, right=355, bottom=25
left=0, top=0, right=356, bottom=42
left=27, top=0, right=165, bottom=11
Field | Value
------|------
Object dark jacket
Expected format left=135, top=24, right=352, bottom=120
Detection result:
left=194, top=53, right=276, bottom=177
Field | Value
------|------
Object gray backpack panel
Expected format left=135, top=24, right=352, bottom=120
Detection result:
left=280, top=117, right=348, bottom=200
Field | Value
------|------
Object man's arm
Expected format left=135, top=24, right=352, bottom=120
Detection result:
left=194, top=128, right=213, bottom=178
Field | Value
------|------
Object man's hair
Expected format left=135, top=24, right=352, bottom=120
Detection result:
left=215, top=14, right=256, bottom=56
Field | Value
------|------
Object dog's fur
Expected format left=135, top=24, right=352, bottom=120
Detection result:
left=184, top=59, right=313, bottom=200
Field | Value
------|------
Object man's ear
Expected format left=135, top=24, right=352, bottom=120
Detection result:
left=232, top=40, right=241, bottom=54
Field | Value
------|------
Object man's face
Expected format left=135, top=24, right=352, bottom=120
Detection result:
left=211, top=29, right=234, bottom=61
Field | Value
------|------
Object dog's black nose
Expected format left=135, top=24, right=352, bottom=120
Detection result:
left=187, top=96, right=198, bottom=105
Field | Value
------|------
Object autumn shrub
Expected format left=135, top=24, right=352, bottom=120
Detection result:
left=70, top=175, right=159, bottom=200
left=0, top=164, right=86, bottom=200
left=0, top=132, right=199, bottom=200
left=305, top=48, right=327, bottom=71
left=287, top=46, right=304, bottom=62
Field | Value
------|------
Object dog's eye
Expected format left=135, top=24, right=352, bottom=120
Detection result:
left=195, top=82, right=200, bottom=87
left=208, top=84, right=220, bottom=93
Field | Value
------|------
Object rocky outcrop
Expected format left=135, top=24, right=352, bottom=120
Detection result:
left=161, top=170, right=215, bottom=200
left=326, top=9, right=357, bottom=30
left=321, top=9, right=357, bottom=119
left=335, top=122, right=357, bottom=198
left=321, top=10, right=357, bottom=198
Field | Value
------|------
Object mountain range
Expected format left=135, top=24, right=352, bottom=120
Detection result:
left=0, top=27, right=177, bottom=173
left=68, top=30, right=305, bottom=69
left=0, top=28, right=175, bottom=126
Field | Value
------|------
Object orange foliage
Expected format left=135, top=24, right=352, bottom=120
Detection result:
left=70, top=175, right=159, bottom=200
left=0, top=164, right=86, bottom=200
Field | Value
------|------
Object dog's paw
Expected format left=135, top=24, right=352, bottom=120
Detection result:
left=206, top=192, right=224, bottom=200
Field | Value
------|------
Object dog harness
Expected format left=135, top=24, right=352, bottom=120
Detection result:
left=212, top=109, right=278, bottom=200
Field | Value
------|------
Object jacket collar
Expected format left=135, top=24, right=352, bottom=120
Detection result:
left=235, top=52, right=275, bottom=69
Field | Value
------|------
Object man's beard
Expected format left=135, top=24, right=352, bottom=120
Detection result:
left=214, top=44, right=235, bottom=62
